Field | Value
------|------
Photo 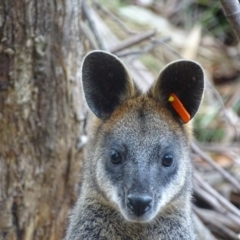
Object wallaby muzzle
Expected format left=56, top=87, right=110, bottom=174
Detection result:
left=127, top=194, right=152, bottom=217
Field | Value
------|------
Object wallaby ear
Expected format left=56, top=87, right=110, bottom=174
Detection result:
left=151, top=60, right=204, bottom=123
left=82, top=51, right=135, bottom=119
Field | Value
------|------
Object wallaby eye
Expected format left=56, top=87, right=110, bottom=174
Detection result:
left=162, top=154, right=173, bottom=167
left=110, top=150, right=122, bottom=164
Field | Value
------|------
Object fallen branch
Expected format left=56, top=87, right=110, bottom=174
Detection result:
left=194, top=206, right=240, bottom=240
left=194, top=184, right=226, bottom=213
left=193, top=213, right=217, bottom=240
left=151, top=37, right=183, bottom=58
left=93, top=0, right=137, bottom=35
left=82, top=0, right=108, bottom=51
left=192, top=142, right=240, bottom=192
left=194, top=208, right=240, bottom=235
left=109, top=29, right=157, bottom=53
left=220, top=0, right=240, bottom=40
left=80, top=22, right=98, bottom=50
left=115, top=37, right=171, bottom=58
left=194, top=173, right=240, bottom=220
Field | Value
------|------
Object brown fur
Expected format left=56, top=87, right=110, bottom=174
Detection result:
left=65, top=51, right=204, bottom=240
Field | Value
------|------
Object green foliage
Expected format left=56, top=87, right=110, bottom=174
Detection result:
left=233, top=98, right=240, bottom=115
left=194, top=125, right=226, bottom=143
left=193, top=105, right=225, bottom=143
left=191, top=1, right=236, bottom=44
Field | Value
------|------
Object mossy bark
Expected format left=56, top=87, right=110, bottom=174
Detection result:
left=0, top=1, right=85, bottom=239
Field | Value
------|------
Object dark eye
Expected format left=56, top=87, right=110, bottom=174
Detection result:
left=162, top=154, right=173, bottom=167
left=110, top=150, right=122, bottom=164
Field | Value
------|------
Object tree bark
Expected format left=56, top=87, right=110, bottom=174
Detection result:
left=0, top=1, right=85, bottom=239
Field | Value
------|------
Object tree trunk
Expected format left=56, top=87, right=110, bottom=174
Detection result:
left=0, top=1, right=85, bottom=239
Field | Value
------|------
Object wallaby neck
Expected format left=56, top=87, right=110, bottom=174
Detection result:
left=71, top=189, right=195, bottom=240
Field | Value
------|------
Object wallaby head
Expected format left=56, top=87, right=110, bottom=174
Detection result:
left=81, top=51, right=204, bottom=223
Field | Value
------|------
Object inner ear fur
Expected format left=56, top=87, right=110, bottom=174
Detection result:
left=151, top=60, right=204, bottom=122
left=82, top=51, right=135, bottom=119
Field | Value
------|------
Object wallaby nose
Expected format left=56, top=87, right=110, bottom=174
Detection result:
left=127, top=194, right=152, bottom=216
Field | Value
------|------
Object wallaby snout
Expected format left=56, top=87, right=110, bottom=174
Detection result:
left=124, top=169, right=154, bottom=219
left=127, top=194, right=152, bottom=217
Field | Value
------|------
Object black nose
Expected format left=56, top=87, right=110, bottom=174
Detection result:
left=127, top=194, right=152, bottom=216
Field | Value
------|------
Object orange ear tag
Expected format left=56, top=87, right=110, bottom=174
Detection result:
left=168, top=93, right=190, bottom=123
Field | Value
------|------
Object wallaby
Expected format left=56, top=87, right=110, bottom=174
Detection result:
left=65, top=51, right=204, bottom=240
